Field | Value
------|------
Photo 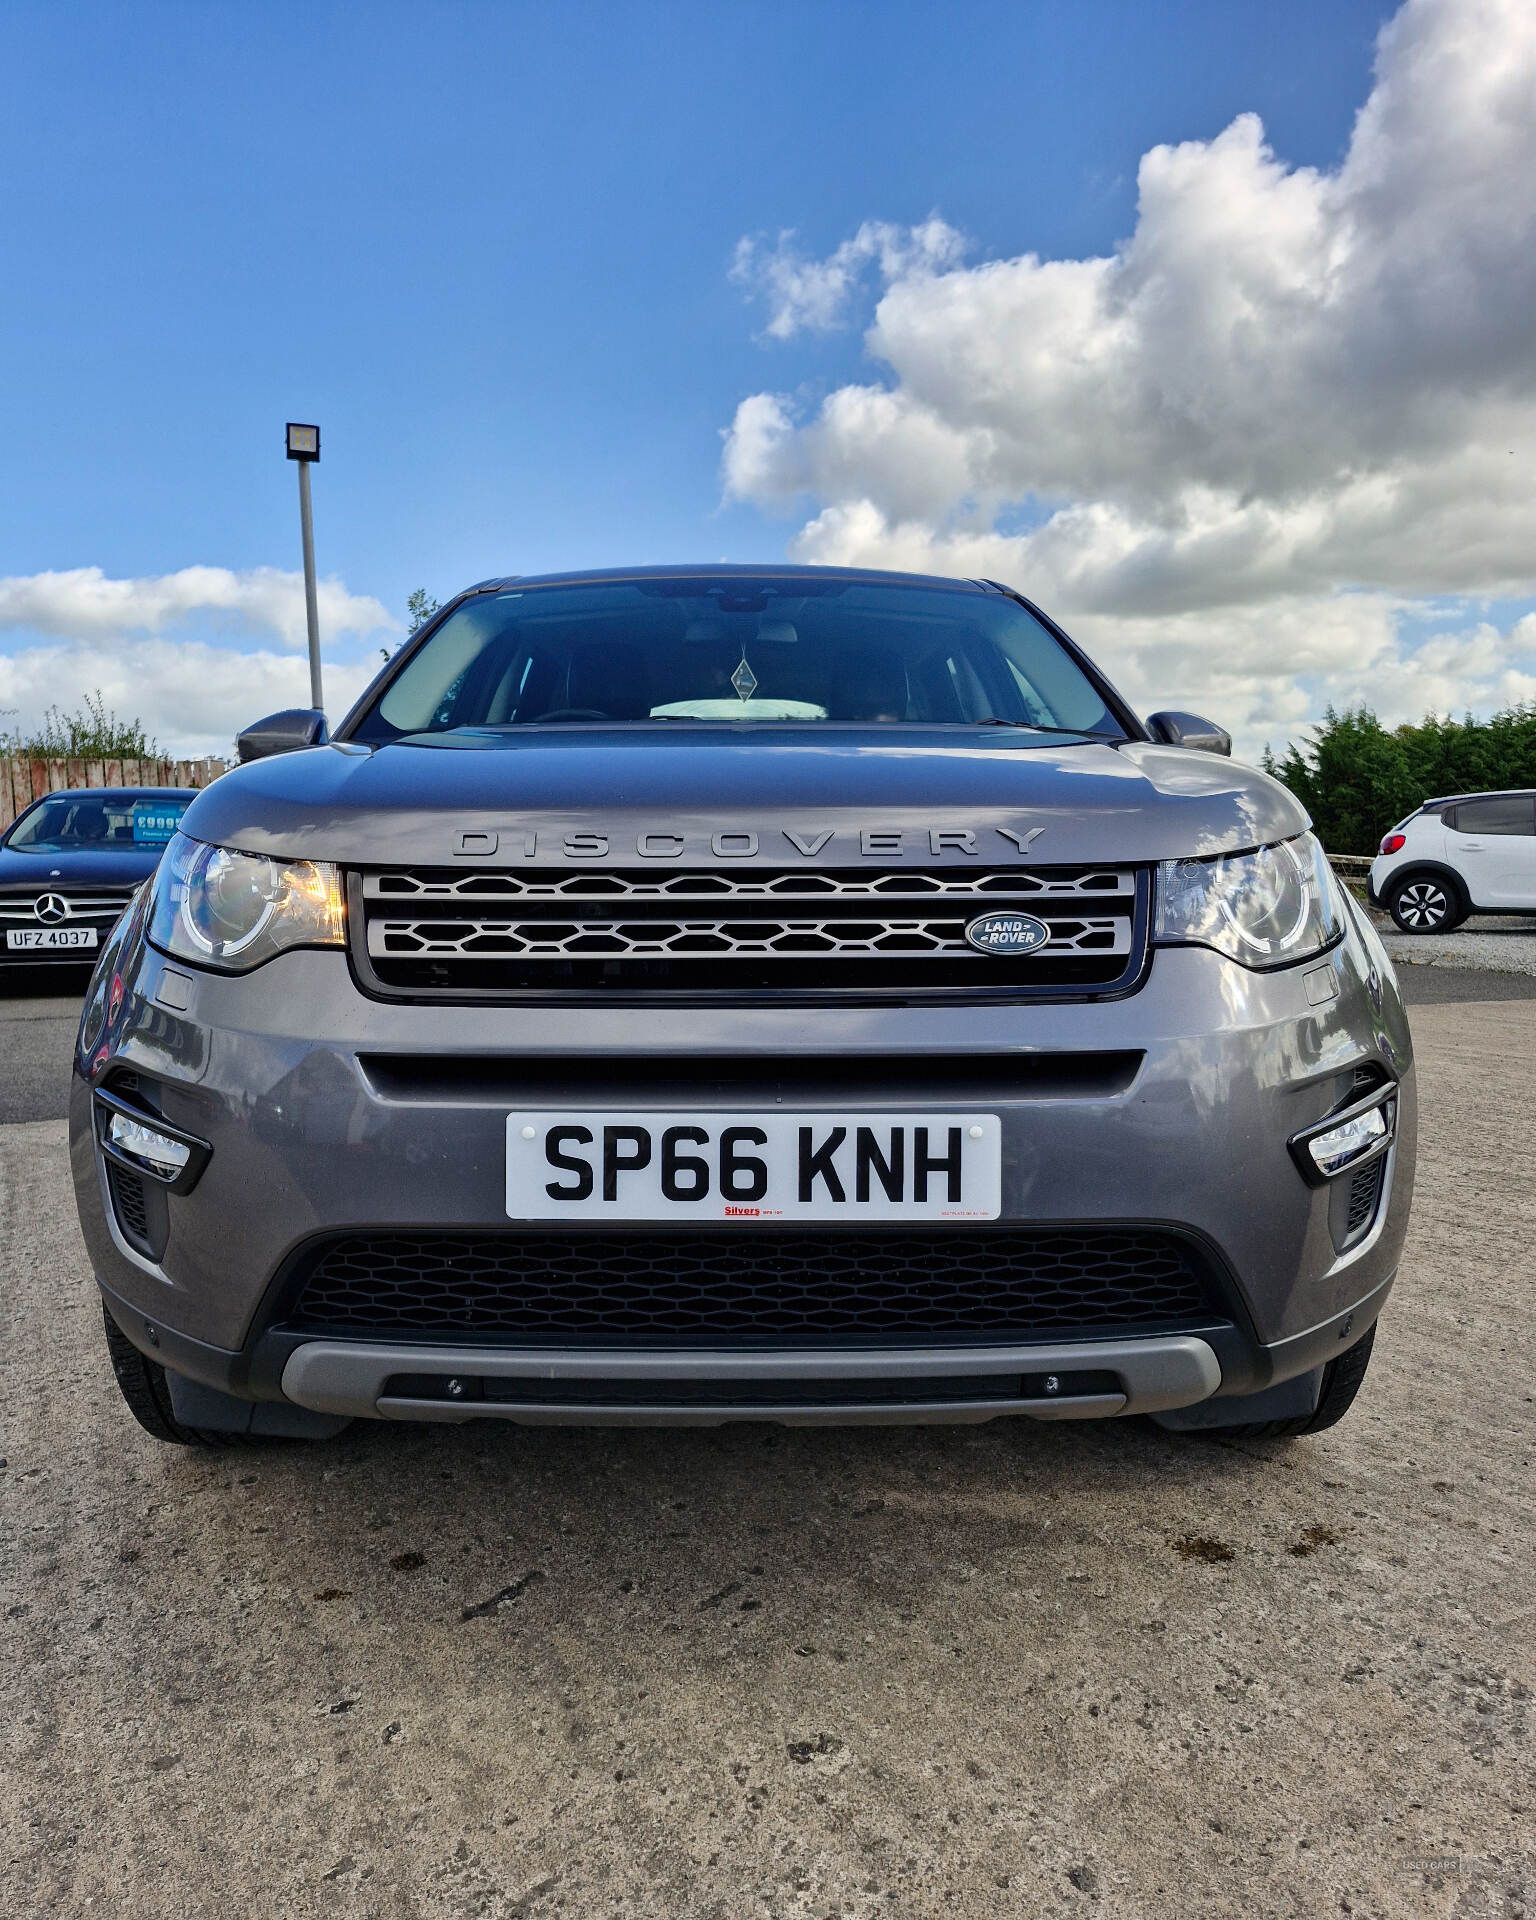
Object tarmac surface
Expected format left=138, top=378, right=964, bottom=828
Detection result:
left=1, top=986, right=1533, bottom=1916
left=0, top=971, right=93, bottom=1124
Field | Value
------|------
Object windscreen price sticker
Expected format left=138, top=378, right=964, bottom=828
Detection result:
left=131, top=808, right=183, bottom=844
left=505, top=1111, right=1002, bottom=1222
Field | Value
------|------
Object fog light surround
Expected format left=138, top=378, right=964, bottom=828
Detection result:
left=1288, top=1086, right=1397, bottom=1187
left=1307, top=1106, right=1387, bottom=1176
left=94, top=1089, right=211, bottom=1195
left=109, top=1113, right=190, bottom=1179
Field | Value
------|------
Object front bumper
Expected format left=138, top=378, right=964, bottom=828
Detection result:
left=72, top=895, right=1415, bottom=1427
left=281, top=1332, right=1225, bottom=1425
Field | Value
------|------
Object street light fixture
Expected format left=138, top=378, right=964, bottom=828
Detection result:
left=285, top=422, right=323, bottom=713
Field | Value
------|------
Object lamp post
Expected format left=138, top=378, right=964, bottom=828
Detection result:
left=285, top=422, right=323, bottom=714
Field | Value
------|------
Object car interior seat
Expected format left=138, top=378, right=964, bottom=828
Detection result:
left=566, top=642, right=653, bottom=719
left=829, top=646, right=909, bottom=721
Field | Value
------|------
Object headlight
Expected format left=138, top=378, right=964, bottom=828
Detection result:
left=1155, top=831, right=1341, bottom=969
left=147, top=832, right=345, bottom=973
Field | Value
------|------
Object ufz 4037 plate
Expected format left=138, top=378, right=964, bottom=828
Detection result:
left=6, top=926, right=99, bottom=950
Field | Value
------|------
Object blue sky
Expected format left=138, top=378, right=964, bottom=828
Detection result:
left=3, top=0, right=1533, bottom=756
left=2, top=0, right=1385, bottom=594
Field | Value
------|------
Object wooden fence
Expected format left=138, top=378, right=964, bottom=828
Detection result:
left=0, top=756, right=228, bottom=834
left=1326, top=851, right=1375, bottom=904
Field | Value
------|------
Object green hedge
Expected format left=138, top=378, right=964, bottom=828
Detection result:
left=2, top=691, right=158, bottom=760
left=1263, top=704, right=1536, bottom=855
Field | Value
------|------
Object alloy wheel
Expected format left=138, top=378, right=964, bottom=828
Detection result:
left=1394, top=880, right=1450, bottom=931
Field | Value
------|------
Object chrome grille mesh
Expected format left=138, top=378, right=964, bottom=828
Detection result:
left=367, top=911, right=1130, bottom=962
left=354, top=864, right=1146, bottom=1001
left=0, top=889, right=137, bottom=923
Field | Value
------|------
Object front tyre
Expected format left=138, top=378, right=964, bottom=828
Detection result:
left=101, top=1303, right=245, bottom=1447
left=100, top=1304, right=350, bottom=1444
left=1388, top=876, right=1463, bottom=933
left=1193, top=1325, right=1379, bottom=1441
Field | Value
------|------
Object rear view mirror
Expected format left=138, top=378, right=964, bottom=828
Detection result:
left=1146, top=711, right=1232, bottom=757
left=236, top=708, right=329, bottom=763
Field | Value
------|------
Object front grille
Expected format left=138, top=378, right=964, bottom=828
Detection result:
left=0, top=888, right=137, bottom=925
left=353, top=865, right=1147, bottom=1001
left=285, top=1227, right=1216, bottom=1345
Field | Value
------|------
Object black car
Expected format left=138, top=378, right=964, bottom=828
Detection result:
left=0, top=788, right=195, bottom=970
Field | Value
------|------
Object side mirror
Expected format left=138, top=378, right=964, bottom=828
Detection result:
left=236, top=708, right=329, bottom=763
left=1146, top=711, right=1232, bottom=757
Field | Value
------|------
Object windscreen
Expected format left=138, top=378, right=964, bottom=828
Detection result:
left=5, top=793, right=189, bottom=852
left=354, top=578, right=1123, bottom=740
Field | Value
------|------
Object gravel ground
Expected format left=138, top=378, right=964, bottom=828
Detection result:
left=1, top=998, right=1532, bottom=1918
left=1375, top=913, right=1536, bottom=977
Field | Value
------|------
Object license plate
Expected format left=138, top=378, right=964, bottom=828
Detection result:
left=6, top=926, right=99, bottom=951
left=506, top=1112, right=1002, bottom=1222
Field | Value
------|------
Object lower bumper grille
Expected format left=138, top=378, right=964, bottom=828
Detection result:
left=1345, top=1159, right=1386, bottom=1239
left=285, top=1228, right=1217, bottom=1344
left=105, top=1156, right=168, bottom=1260
left=106, top=1159, right=150, bottom=1242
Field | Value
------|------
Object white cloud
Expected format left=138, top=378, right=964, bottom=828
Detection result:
left=0, top=565, right=394, bottom=652
left=783, top=503, right=1536, bottom=760
left=731, top=219, right=966, bottom=340
left=722, top=0, right=1536, bottom=754
left=0, top=637, right=383, bottom=761
left=0, top=565, right=397, bottom=758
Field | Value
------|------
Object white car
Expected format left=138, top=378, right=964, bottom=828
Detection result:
left=1369, top=789, right=1536, bottom=931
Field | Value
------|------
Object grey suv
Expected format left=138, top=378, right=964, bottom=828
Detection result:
left=72, top=567, right=1412, bottom=1446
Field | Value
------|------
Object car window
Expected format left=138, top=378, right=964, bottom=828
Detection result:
left=4, top=793, right=190, bottom=852
left=1447, top=796, right=1535, bottom=836
left=356, top=579, right=1124, bottom=740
